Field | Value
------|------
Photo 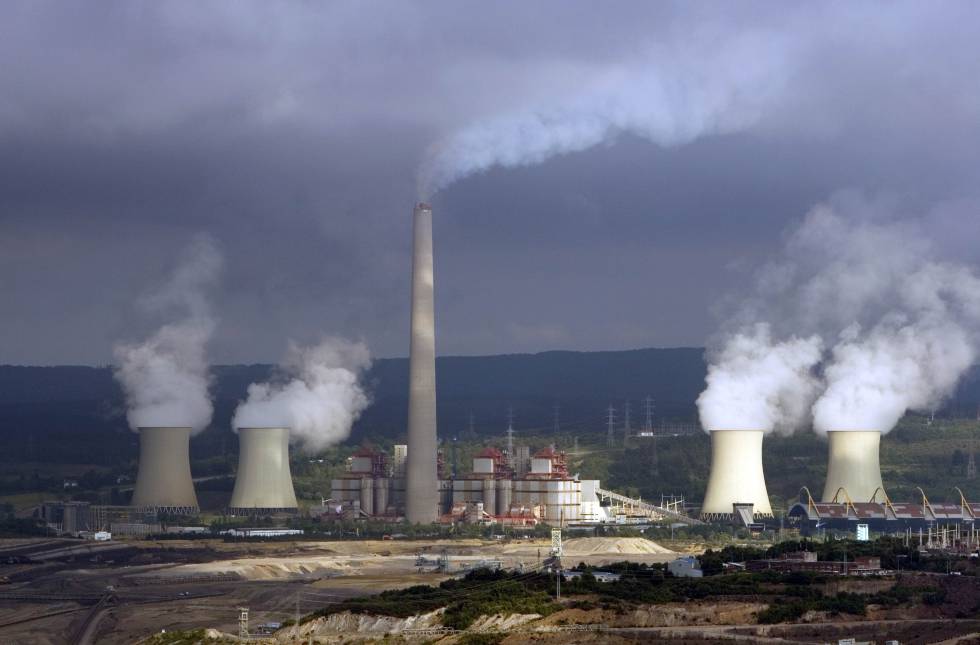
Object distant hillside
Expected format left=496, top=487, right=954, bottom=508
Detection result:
left=1, top=349, right=979, bottom=466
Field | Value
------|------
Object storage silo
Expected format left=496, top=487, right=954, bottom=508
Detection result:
left=495, top=478, right=513, bottom=517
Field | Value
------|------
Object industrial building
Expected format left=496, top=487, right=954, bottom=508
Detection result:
left=789, top=487, right=980, bottom=547
left=39, top=501, right=92, bottom=535
left=746, top=551, right=882, bottom=575
left=228, top=427, right=299, bottom=515
left=668, top=555, right=704, bottom=578
left=330, top=443, right=618, bottom=525
left=130, top=426, right=199, bottom=514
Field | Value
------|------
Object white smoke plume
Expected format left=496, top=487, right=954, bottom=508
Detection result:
left=701, top=194, right=980, bottom=436
left=697, top=323, right=823, bottom=435
left=813, top=263, right=980, bottom=433
left=418, top=28, right=797, bottom=197
left=113, top=235, right=222, bottom=433
left=232, top=338, right=371, bottom=453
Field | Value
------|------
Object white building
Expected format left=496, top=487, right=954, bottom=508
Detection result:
left=668, top=556, right=703, bottom=578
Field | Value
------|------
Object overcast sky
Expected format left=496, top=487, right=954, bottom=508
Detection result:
left=2, top=1, right=980, bottom=365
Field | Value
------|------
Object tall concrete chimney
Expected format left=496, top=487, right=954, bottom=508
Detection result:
left=228, top=427, right=298, bottom=514
left=821, top=430, right=886, bottom=503
left=700, top=429, right=773, bottom=520
left=405, top=202, right=438, bottom=523
left=131, top=427, right=199, bottom=514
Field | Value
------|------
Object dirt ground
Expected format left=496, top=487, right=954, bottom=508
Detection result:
left=6, top=536, right=980, bottom=644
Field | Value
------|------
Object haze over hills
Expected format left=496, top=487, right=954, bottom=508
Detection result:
left=1, top=347, right=978, bottom=467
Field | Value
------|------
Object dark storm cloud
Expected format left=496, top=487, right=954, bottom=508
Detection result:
left=1, top=1, right=980, bottom=364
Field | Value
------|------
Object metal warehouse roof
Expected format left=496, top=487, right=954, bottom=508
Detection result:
left=789, top=487, right=980, bottom=524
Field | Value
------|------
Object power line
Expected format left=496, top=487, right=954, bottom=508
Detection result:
left=606, top=405, right=617, bottom=448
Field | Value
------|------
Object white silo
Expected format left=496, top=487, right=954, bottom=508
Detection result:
left=228, top=427, right=298, bottom=514
left=131, top=426, right=199, bottom=513
left=700, top=430, right=773, bottom=520
left=821, top=430, right=885, bottom=502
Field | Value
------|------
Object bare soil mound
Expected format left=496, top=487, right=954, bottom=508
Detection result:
left=562, top=537, right=675, bottom=555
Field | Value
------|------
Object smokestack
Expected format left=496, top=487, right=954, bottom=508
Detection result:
left=405, top=202, right=439, bottom=523
left=228, top=427, right=298, bottom=514
left=821, top=430, right=886, bottom=503
left=700, top=430, right=773, bottom=520
left=131, top=427, right=199, bottom=513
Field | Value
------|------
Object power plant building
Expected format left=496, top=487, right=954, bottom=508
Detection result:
left=330, top=444, right=604, bottom=525
left=228, top=427, right=299, bottom=515
left=131, top=426, right=199, bottom=514
left=700, top=429, right=773, bottom=520
left=790, top=487, right=980, bottom=545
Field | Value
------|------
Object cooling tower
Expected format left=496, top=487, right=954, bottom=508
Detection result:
left=131, top=427, right=199, bottom=513
left=821, top=430, right=886, bottom=503
left=228, top=427, right=298, bottom=514
left=405, top=202, right=438, bottom=523
left=700, top=430, right=773, bottom=520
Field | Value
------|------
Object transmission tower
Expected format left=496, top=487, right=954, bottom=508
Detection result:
left=623, top=400, right=632, bottom=446
left=644, top=395, right=654, bottom=432
left=506, top=406, right=515, bottom=456
left=606, top=405, right=616, bottom=447
left=451, top=435, right=459, bottom=478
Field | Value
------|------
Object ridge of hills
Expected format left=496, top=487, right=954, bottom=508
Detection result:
left=1, top=348, right=979, bottom=508
left=0, top=348, right=709, bottom=464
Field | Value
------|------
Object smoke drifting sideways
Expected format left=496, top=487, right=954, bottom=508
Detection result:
left=232, top=338, right=371, bottom=454
left=697, top=324, right=822, bottom=435
left=699, top=195, right=980, bottom=436
left=416, top=29, right=797, bottom=198
left=113, top=235, right=222, bottom=433
left=813, top=265, right=980, bottom=434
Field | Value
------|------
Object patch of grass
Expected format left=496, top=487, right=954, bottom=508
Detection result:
left=757, top=592, right=867, bottom=624
left=305, top=569, right=560, bottom=629
left=443, top=581, right=557, bottom=630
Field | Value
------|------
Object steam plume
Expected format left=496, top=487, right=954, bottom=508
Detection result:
left=701, top=194, right=980, bottom=436
left=232, top=338, right=371, bottom=453
left=418, top=30, right=795, bottom=197
left=113, top=235, right=222, bottom=433
left=697, top=323, right=822, bottom=434
left=813, top=264, right=980, bottom=433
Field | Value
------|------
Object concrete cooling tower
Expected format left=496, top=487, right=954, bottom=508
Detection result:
left=228, top=427, right=298, bottom=514
left=131, top=427, right=199, bottom=514
left=700, top=430, right=773, bottom=520
left=405, top=202, right=439, bottom=523
left=821, top=430, right=886, bottom=503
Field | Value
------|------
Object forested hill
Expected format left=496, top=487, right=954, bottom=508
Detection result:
left=1, top=348, right=979, bottom=465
